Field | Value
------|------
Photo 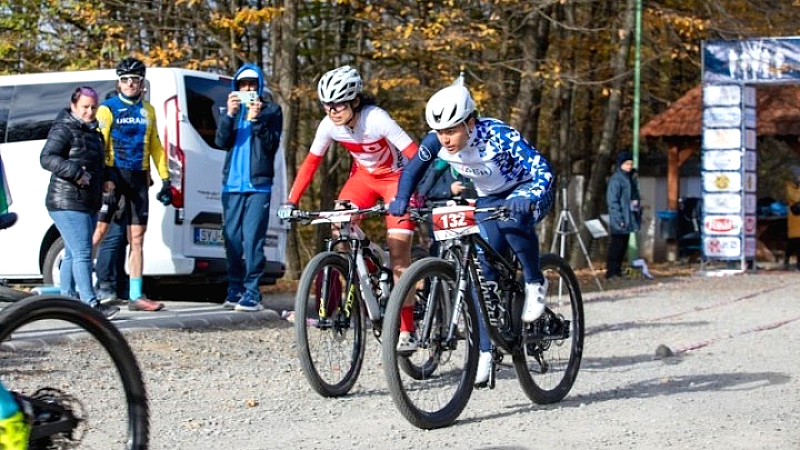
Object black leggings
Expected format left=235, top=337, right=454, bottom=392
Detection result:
left=606, top=233, right=630, bottom=278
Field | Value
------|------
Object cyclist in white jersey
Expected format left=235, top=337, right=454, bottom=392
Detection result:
left=278, top=66, right=421, bottom=352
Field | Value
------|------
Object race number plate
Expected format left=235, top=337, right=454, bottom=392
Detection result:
left=431, top=205, right=479, bottom=241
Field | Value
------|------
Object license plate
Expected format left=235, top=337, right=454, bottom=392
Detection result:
left=194, top=227, right=224, bottom=246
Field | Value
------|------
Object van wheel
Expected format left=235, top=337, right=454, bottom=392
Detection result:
left=42, top=237, right=65, bottom=286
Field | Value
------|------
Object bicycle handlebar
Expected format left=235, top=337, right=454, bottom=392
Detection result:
left=286, top=203, right=387, bottom=223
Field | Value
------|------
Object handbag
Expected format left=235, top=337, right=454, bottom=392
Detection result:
left=791, top=202, right=800, bottom=215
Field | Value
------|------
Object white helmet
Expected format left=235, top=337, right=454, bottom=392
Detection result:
left=318, top=65, right=362, bottom=103
left=425, top=85, right=475, bottom=130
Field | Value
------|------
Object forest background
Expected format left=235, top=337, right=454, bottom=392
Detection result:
left=2, top=0, right=798, bottom=277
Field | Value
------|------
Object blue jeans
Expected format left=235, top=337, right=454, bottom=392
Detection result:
left=49, top=209, right=97, bottom=305
left=222, top=191, right=271, bottom=298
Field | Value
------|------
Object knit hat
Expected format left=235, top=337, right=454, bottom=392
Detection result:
left=616, top=151, right=633, bottom=167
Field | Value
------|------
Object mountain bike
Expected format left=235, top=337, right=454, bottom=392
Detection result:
left=381, top=203, right=584, bottom=429
left=0, top=213, right=149, bottom=448
left=286, top=201, right=433, bottom=397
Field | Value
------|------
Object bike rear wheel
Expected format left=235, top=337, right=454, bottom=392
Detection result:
left=513, top=253, right=584, bottom=404
left=0, top=295, right=149, bottom=449
left=294, top=252, right=366, bottom=397
left=382, top=257, right=477, bottom=430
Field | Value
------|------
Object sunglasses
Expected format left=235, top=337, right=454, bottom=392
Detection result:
left=119, top=76, right=143, bottom=85
left=322, top=102, right=349, bottom=113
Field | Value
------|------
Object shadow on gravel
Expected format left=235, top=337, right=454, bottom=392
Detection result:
left=577, top=371, right=791, bottom=403
left=585, top=320, right=709, bottom=338
left=458, top=371, right=790, bottom=425
left=581, top=352, right=686, bottom=371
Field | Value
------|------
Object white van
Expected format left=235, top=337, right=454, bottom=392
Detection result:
left=0, top=68, right=288, bottom=290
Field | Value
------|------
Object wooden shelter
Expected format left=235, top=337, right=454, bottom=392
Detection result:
left=640, top=84, right=800, bottom=211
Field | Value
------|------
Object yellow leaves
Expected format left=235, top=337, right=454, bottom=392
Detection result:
left=212, top=7, right=281, bottom=33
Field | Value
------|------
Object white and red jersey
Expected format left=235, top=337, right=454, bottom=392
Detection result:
left=288, top=105, right=417, bottom=204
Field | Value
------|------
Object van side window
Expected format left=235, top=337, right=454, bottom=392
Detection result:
left=0, top=87, right=11, bottom=143
left=185, top=76, right=231, bottom=149
left=6, top=81, right=117, bottom=143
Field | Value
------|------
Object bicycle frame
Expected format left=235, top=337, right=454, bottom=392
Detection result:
left=297, top=204, right=388, bottom=325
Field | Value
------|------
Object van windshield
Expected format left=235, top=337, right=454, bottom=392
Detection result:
left=184, top=76, right=233, bottom=149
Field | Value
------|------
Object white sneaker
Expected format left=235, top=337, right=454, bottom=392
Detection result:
left=397, top=331, right=418, bottom=354
left=522, top=279, right=548, bottom=322
left=475, top=351, right=492, bottom=385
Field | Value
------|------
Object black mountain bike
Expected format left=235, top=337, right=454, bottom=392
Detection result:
left=381, top=203, right=584, bottom=429
left=0, top=213, right=149, bottom=448
left=286, top=202, right=431, bottom=397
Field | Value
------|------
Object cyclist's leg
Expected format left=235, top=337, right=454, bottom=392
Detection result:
left=474, top=195, right=511, bottom=352
left=501, top=182, right=554, bottom=283
left=0, top=381, right=28, bottom=450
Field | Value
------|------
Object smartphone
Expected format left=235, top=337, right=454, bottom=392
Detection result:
left=234, top=91, right=258, bottom=104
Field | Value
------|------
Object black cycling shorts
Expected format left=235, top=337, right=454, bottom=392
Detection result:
left=100, top=168, right=150, bottom=226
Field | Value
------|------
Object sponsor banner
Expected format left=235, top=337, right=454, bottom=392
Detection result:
left=703, top=38, right=800, bottom=83
left=744, top=215, right=757, bottom=234
left=744, top=237, right=756, bottom=257
left=704, top=236, right=742, bottom=258
left=744, top=172, right=757, bottom=192
left=703, top=107, right=741, bottom=127
left=703, top=215, right=742, bottom=235
left=745, top=193, right=757, bottom=214
left=703, top=128, right=741, bottom=149
left=703, top=171, right=741, bottom=192
left=703, top=150, right=742, bottom=171
left=744, top=150, right=757, bottom=170
left=703, top=85, right=741, bottom=106
left=744, top=107, right=756, bottom=128
left=745, top=129, right=757, bottom=149
left=704, top=193, right=741, bottom=214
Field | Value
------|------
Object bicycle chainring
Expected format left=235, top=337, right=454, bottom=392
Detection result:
left=29, top=387, right=87, bottom=450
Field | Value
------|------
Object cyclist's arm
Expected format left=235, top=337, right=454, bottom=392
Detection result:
left=146, top=104, right=169, bottom=181
left=287, top=121, right=333, bottom=204
left=498, top=124, right=554, bottom=198
left=96, top=105, right=114, bottom=167
left=395, top=138, right=437, bottom=203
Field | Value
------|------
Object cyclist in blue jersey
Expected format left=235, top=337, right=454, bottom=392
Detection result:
left=389, top=83, right=555, bottom=384
left=95, top=57, right=170, bottom=312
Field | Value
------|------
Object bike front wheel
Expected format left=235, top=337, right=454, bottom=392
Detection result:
left=513, top=253, right=584, bottom=404
left=382, top=257, right=477, bottom=430
left=294, top=251, right=367, bottom=397
left=0, top=295, right=149, bottom=449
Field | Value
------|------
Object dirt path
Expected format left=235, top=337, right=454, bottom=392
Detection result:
left=128, top=271, right=800, bottom=449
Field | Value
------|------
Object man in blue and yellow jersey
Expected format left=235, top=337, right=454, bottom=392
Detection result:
left=95, top=57, right=170, bottom=312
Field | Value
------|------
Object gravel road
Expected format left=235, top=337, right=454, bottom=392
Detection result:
left=114, top=271, right=800, bottom=448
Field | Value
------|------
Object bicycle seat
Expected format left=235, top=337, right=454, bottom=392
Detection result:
left=0, top=212, right=17, bottom=230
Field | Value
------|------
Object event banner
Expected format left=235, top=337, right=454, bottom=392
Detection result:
left=703, top=37, right=800, bottom=83
left=700, top=83, right=757, bottom=261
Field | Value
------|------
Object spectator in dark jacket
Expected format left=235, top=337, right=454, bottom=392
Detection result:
left=605, top=151, right=641, bottom=279
left=215, top=63, right=283, bottom=312
left=40, top=86, right=118, bottom=318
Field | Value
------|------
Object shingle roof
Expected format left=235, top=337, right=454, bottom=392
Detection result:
left=640, top=85, right=800, bottom=138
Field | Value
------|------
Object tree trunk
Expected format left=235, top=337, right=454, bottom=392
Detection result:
left=273, top=0, right=301, bottom=279
left=583, top=0, right=636, bottom=231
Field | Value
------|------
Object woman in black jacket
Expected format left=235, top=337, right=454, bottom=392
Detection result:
left=40, top=86, right=118, bottom=318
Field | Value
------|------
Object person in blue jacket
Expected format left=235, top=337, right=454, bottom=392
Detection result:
left=215, top=63, right=283, bottom=312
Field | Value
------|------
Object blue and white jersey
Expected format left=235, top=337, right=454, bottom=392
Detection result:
left=437, top=118, right=551, bottom=196
left=396, top=119, right=553, bottom=203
